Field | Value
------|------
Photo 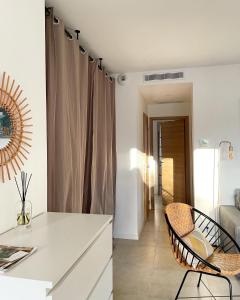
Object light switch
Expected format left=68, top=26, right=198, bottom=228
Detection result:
left=199, top=138, right=209, bottom=148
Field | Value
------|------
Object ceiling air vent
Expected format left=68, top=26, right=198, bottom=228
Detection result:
left=144, top=72, right=184, bottom=82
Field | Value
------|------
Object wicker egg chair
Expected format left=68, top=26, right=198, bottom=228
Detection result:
left=165, top=203, right=240, bottom=300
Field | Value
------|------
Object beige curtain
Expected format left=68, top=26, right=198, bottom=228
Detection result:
left=90, top=69, right=116, bottom=214
left=46, top=11, right=88, bottom=212
left=46, top=9, right=116, bottom=215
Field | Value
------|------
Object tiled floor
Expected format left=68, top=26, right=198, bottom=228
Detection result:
left=113, top=197, right=240, bottom=299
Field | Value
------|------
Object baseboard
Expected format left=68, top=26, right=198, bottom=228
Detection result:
left=113, top=232, right=139, bottom=240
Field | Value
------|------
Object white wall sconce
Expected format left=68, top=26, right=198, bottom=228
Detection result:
left=219, top=140, right=233, bottom=160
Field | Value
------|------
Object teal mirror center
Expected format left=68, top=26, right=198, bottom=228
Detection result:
left=0, top=108, right=13, bottom=149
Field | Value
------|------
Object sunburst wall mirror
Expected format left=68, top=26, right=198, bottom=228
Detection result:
left=0, top=72, right=32, bottom=183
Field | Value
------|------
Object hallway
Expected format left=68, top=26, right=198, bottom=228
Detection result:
left=113, top=198, right=240, bottom=299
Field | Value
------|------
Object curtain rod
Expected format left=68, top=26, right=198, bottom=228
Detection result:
left=45, top=7, right=92, bottom=59
left=45, top=7, right=113, bottom=80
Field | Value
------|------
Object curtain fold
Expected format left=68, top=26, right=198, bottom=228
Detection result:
left=46, top=10, right=116, bottom=215
left=91, top=68, right=108, bottom=214
left=82, top=61, right=96, bottom=213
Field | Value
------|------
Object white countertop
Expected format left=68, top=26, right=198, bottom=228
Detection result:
left=0, top=213, right=112, bottom=289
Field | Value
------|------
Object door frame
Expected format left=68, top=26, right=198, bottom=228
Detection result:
left=149, top=116, right=193, bottom=206
left=143, top=113, right=150, bottom=221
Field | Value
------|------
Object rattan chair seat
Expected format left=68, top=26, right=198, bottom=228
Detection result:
left=173, top=246, right=240, bottom=276
left=205, top=253, right=240, bottom=276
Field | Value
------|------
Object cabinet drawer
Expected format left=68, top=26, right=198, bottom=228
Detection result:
left=48, top=223, right=112, bottom=300
left=88, top=259, right=112, bottom=300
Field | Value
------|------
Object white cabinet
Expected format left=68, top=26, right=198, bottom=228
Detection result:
left=0, top=213, right=113, bottom=300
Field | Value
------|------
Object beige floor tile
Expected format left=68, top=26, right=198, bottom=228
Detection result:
left=114, top=246, right=156, bottom=267
left=150, top=269, right=198, bottom=287
left=203, top=274, right=240, bottom=296
left=153, top=248, right=180, bottom=271
left=113, top=292, right=150, bottom=300
left=149, top=283, right=209, bottom=299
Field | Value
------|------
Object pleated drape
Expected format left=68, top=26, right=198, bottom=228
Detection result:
left=90, top=69, right=116, bottom=214
left=46, top=10, right=116, bottom=215
left=46, top=12, right=88, bottom=213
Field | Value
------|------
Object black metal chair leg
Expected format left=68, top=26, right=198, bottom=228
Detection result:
left=222, top=275, right=233, bottom=300
left=212, top=274, right=233, bottom=300
left=175, top=271, right=234, bottom=300
left=197, top=273, right=202, bottom=288
left=230, top=282, right=233, bottom=300
left=175, top=270, right=191, bottom=300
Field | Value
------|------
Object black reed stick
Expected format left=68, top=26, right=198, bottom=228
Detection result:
left=25, top=174, right=32, bottom=199
left=14, top=177, right=22, bottom=202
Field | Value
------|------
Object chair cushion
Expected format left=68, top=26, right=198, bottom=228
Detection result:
left=183, top=228, right=214, bottom=260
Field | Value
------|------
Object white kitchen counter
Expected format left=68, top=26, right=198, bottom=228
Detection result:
left=0, top=212, right=113, bottom=300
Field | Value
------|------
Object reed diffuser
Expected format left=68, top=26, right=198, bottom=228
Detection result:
left=15, top=171, right=32, bottom=226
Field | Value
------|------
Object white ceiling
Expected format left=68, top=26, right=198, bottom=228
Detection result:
left=46, top=0, right=240, bottom=73
left=139, top=82, right=192, bottom=104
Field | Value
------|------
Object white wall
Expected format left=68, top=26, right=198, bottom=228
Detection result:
left=115, top=64, right=240, bottom=239
left=0, top=0, right=47, bottom=233
left=188, top=64, right=240, bottom=217
left=114, top=73, right=143, bottom=239
left=148, top=102, right=190, bottom=118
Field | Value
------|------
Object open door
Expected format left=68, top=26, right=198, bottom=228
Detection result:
left=161, top=119, right=189, bottom=205
left=143, top=113, right=149, bottom=220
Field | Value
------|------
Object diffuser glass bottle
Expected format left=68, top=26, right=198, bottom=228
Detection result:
left=15, top=172, right=32, bottom=227
left=16, top=200, right=32, bottom=226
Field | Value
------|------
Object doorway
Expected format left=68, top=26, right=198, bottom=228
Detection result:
left=150, top=116, right=192, bottom=207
